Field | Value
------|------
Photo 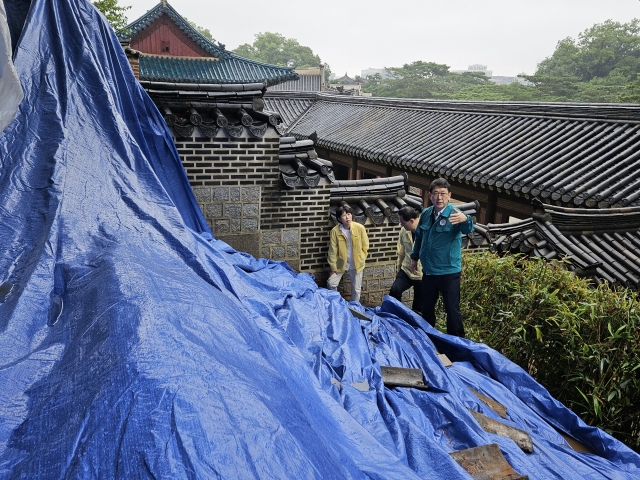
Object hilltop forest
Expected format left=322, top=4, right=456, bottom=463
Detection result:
left=363, top=19, right=640, bottom=103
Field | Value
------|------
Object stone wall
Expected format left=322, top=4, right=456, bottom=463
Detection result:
left=171, top=125, right=415, bottom=307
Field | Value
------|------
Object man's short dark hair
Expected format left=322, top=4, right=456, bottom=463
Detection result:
left=335, top=205, right=354, bottom=220
left=429, top=178, right=451, bottom=193
left=398, top=205, right=419, bottom=221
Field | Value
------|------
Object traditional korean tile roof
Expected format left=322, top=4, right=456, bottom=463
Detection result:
left=120, top=2, right=298, bottom=86
left=279, top=136, right=333, bottom=188
left=264, top=92, right=316, bottom=128
left=329, top=175, right=421, bottom=226
left=140, top=80, right=283, bottom=138
left=475, top=200, right=640, bottom=289
left=266, top=92, right=640, bottom=209
left=119, top=1, right=228, bottom=58
left=138, top=55, right=299, bottom=86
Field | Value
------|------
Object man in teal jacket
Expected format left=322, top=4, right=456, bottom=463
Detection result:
left=410, top=178, right=473, bottom=337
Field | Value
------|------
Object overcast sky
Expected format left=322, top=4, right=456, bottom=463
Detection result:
left=125, top=0, right=640, bottom=77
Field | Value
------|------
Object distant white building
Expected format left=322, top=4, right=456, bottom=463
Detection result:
left=451, top=65, right=531, bottom=85
left=452, top=64, right=493, bottom=77
left=361, top=68, right=392, bottom=80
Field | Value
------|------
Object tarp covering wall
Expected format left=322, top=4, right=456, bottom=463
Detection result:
left=1, top=0, right=639, bottom=478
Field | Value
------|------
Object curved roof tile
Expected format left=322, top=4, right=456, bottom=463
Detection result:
left=139, top=55, right=298, bottom=86
left=271, top=93, right=640, bottom=209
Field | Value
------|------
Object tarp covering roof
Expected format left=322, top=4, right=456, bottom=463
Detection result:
left=1, top=0, right=640, bottom=478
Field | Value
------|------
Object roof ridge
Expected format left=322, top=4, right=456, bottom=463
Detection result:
left=121, top=1, right=230, bottom=59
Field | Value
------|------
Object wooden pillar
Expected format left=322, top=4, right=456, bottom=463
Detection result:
left=485, top=190, right=498, bottom=224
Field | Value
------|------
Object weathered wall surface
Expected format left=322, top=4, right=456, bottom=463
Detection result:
left=172, top=126, right=411, bottom=307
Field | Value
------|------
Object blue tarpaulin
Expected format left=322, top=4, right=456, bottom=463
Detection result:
left=1, top=0, right=639, bottom=478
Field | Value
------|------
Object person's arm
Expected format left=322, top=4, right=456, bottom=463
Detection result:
left=449, top=207, right=474, bottom=234
left=410, top=225, right=422, bottom=275
left=362, top=225, right=369, bottom=258
left=327, top=229, right=338, bottom=273
left=396, top=232, right=404, bottom=272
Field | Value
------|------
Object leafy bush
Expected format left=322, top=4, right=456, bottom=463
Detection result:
left=446, top=252, right=640, bottom=452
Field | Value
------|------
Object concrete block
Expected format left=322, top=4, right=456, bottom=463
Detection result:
left=243, top=203, right=259, bottom=216
left=241, top=186, right=261, bottom=201
left=262, top=230, right=281, bottom=245
left=193, top=187, right=211, bottom=203
left=205, top=203, right=222, bottom=218
left=213, top=187, right=229, bottom=201
left=243, top=218, right=258, bottom=231
left=282, top=229, right=299, bottom=243
left=214, top=219, right=230, bottom=233
left=224, top=203, right=242, bottom=216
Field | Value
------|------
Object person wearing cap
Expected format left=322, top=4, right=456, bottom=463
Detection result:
left=327, top=205, right=369, bottom=303
left=389, top=206, right=423, bottom=313
left=410, top=178, right=473, bottom=337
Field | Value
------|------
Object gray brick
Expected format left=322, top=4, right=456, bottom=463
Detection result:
left=385, top=264, right=396, bottom=277
left=243, top=203, right=259, bottom=216
left=272, top=246, right=285, bottom=259
left=214, top=219, right=230, bottom=233
left=282, top=229, right=299, bottom=244
left=368, top=279, right=380, bottom=290
left=224, top=203, right=242, bottom=216
left=241, top=186, right=261, bottom=201
left=262, top=230, right=281, bottom=245
left=286, top=245, right=298, bottom=257
left=381, top=278, right=394, bottom=289
left=262, top=247, right=270, bottom=257
left=374, top=266, right=384, bottom=278
left=230, top=187, right=240, bottom=201
left=231, top=219, right=242, bottom=232
left=363, top=267, right=373, bottom=279
left=213, top=187, right=229, bottom=201
left=368, top=291, right=383, bottom=306
left=193, top=187, right=211, bottom=203
left=205, top=203, right=222, bottom=218
left=243, top=218, right=258, bottom=231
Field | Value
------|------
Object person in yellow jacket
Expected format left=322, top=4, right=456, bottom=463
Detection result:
left=327, top=205, right=369, bottom=303
left=389, top=206, right=423, bottom=313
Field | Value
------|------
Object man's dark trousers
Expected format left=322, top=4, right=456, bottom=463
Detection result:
left=421, top=273, right=465, bottom=338
left=389, top=269, right=423, bottom=313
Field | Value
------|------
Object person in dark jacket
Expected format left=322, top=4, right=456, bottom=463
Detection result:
left=389, top=206, right=423, bottom=313
left=410, top=178, right=473, bottom=337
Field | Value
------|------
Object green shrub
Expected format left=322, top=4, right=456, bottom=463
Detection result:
left=442, top=251, right=640, bottom=452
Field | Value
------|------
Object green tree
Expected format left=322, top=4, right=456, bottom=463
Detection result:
left=184, top=17, right=215, bottom=43
left=92, top=0, right=131, bottom=32
left=362, top=61, right=490, bottom=99
left=233, top=32, right=324, bottom=68
left=538, top=19, right=640, bottom=82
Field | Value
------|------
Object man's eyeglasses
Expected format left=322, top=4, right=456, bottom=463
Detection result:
left=430, top=191, right=449, bottom=197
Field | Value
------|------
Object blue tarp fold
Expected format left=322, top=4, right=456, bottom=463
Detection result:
left=1, top=0, right=639, bottom=478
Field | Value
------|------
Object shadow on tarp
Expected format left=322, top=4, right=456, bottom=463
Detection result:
left=0, top=0, right=639, bottom=478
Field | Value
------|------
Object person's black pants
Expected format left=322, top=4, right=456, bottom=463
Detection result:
left=389, top=269, right=423, bottom=313
left=421, top=273, right=465, bottom=338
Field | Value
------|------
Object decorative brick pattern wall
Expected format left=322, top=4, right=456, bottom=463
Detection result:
left=170, top=125, right=415, bottom=307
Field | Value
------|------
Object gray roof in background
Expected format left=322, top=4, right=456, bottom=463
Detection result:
left=265, top=92, right=640, bottom=208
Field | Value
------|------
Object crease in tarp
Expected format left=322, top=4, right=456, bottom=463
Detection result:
left=0, top=0, right=640, bottom=478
